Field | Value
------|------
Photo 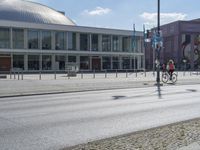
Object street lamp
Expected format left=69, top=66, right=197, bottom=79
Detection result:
left=156, top=0, right=161, bottom=84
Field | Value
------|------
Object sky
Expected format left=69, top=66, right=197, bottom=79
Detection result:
left=29, top=0, right=200, bottom=31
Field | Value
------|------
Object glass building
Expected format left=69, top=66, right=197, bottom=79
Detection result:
left=0, top=0, right=145, bottom=72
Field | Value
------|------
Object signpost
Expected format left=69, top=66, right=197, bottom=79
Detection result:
left=156, top=0, right=161, bottom=84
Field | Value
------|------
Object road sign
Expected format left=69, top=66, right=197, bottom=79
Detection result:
left=152, top=33, right=163, bottom=49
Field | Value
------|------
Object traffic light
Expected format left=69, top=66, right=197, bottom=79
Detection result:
left=146, top=30, right=150, bottom=38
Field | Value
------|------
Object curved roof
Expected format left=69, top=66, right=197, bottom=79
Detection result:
left=0, top=0, right=76, bottom=25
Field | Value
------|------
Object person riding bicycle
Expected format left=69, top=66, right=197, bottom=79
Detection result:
left=166, top=59, right=175, bottom=80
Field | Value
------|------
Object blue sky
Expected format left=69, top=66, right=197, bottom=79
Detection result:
left=30, top=0, right=200, bottom=31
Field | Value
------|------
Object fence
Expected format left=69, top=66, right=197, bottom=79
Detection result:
left=0, top=69, right=200, bottom=80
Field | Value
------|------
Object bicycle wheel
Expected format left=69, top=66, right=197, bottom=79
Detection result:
left=171, top=73, right=177, bottom=83
left=162, top=73, right=169, bottom=83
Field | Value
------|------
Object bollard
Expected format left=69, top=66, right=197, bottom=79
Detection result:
left=21, top=71, right=23, bottom=80
left=54, top=71, right=56, bottom=80
left=68, top=69, right=70, bottom=79
left=39, top=71, right=41, bottom=80
left=144, top=70, right=146, bottom=77
left=126, top=70, right=128, bottom=78
left=93, top=70, right=95, bottom=79
left=136, top=70, right=137, bottom=77
left=81, top=71, right=83, bottom=79
left=14, top=72, right=16, bottom=79
left=190, top=70, right=192, bottom=76
left=183, top=71, right=185, bottom=76
left=10, top=71, right=12, bottom=79
left=18, top=71, right=20, bottom=80
left=116, top=70, right=118, bottom=78
left=105, top=70, right=107, bottom=78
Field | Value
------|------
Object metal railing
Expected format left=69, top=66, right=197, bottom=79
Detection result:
left=0, top=69, right=199, bottom=81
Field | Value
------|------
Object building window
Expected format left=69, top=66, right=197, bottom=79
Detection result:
left=80, top=33, right=89, bottom=51
left=13, top=28, right=24, bottom=49
left=67, top=32, right=76, bottom=50
left=102, top=35, right=111, bottom=52
left=112, top=57, right=119, bottom=69
left=122, top=36, right=130, bottom=52
left=113, top=36, right=120, bottom=52
left=102, top=56, right=111, bottom=70
left=42, top=55, right=52, bottom=70
left=28, top=55, right=39, bottom=70
left=42, top=31, right=51, bottom=50
left=0, top=28, right=10, bottom=48
left=55, top=55, right=66, bottom=70
left=68, top=56, right=76, bottom=63
left=122, top=57, right=130, bottom=69
left=80, top=56, right=90, bottom=70
left=132, top=57, right=138, bottom=70
left=28, top=30, right=39, bottom=49
left=91, top=34, right=98, bottom=51
left=55, top=32, right=65, bottom=50
left=13, top=55, right=24, bottom=70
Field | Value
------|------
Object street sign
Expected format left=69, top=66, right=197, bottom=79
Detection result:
left=152, top=33, right=163, bottom=49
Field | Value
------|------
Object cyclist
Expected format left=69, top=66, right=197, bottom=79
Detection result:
left=167, top=59, right=175, bottom=80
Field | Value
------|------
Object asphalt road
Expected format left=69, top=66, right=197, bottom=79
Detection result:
left=0, top=84, right=200, bottom=150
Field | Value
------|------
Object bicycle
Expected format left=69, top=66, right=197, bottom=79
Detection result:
left=162, top=72, right=177, bottom=83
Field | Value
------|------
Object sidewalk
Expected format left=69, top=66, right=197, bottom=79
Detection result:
left=0, top=71, right=200, bottom=98
left=64, top=118, right=200, bottom=150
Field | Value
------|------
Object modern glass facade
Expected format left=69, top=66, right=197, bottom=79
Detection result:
left=28, top=30, right=39, bottom=49
left=67, top=32, right=76, bottom=50
left=13, top=55, right=24, bottom=70
left=42, top=55, right=52, bottom=70
left=13, top=28, right=24, bottom=49
left=102, top=35, right=111, bottom=52
left=80, top=33, right=89, bottom=51
left=0, top=27, right=144, bottom=72
left=55, top=32, right=65, bottom=50
left=112, top=57, right=120, bottom=69
left=122, top=57, right=130, bottom=69
left=91, top=34, right=98, bottom=51
left=122, top=36, right=131, bottom=52
left=28, top=55, right=39, bottom=70
left=102, top=56, right=111, bottom=70
left=55, top=55, right=65, bottom=70
left=0, top=28, right=10, bottom=48
left=113, top=36, right=120, bottom=52
left=42, top=31, right=51, bottom=50
left=80, top=56, right=90, bottom=70
left=0, top=0, right=145, bottom=73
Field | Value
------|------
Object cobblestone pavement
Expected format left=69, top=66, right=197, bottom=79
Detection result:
left=63, top=118, right=200, bottom=150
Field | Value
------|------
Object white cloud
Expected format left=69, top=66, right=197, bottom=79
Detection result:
left=140, top=12, right=187, bottom=27
left=82, top=7, right=111, bottom=16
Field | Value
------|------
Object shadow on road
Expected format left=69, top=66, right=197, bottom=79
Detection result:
left=112, top=96, right=126, bottom=100
left=156, top=83, right=162, bottom=99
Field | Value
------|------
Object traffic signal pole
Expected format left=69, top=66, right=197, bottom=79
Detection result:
left=156, top=0, right=161, bottom=84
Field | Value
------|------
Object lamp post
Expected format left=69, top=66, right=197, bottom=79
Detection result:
left=156, top=0, right=161, bottom=84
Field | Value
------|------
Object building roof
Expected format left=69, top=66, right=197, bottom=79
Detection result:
left=0, top=0, right=76, bottom=26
